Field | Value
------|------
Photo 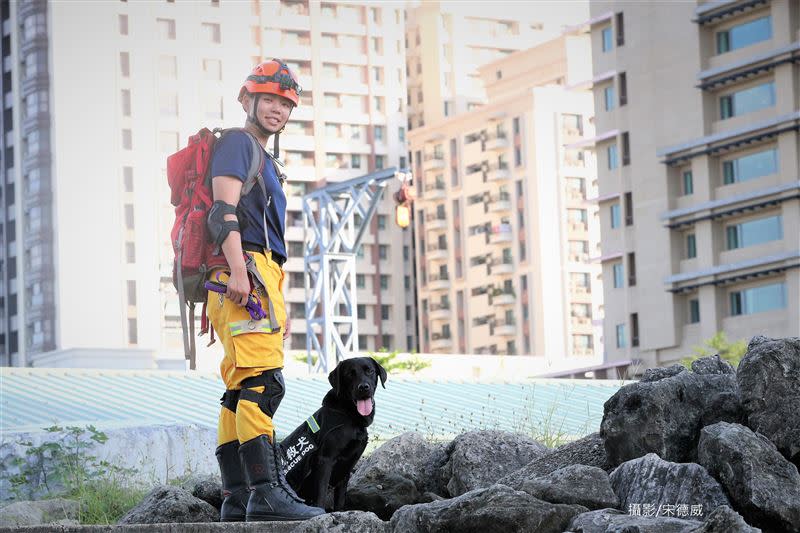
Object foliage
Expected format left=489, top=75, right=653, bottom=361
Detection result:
left=369, top=348, right=432, bottom=375
left=1, top=425, right=144, bottom=525
left=680, top=331, right=748, bottom=369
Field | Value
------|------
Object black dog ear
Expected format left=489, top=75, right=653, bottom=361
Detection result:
left=371, top=358, right=388, bottom=389
left=328, top=364, right=340, bottom=394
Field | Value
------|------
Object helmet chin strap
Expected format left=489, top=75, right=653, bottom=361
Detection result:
left=248, top=93, right=294, bottom=159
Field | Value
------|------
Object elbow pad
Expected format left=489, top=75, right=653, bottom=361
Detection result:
left=207, top=201, right=240, bottom=248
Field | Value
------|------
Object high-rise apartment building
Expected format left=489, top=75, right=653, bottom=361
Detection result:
left=577, top=0, right=799, bottom=368
left=408, top=35, right=604, bottom=360
left=2, top=0, right=415, bottom=368
left=404, top=1, right=589, bottom=130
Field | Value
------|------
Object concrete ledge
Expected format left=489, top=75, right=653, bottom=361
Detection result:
left=0, top=522, right=299, bottom=533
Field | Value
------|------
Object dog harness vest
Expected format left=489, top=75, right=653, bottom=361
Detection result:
left=279, top=405, right=353, bottom=477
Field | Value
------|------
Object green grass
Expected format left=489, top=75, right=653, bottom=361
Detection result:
left=66, top=480, right=147, bottom=525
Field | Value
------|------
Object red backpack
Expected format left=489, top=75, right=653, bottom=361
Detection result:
left=167, top=127, right=264, bottom=369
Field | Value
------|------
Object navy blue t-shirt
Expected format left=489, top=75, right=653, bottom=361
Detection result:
left=209, top=130, right=287, bottom=261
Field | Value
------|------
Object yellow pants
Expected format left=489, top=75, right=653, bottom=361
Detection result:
left=207, top=250, right=286, bottom=446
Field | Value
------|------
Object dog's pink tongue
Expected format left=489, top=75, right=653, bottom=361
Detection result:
left=356, top=399, right=373, bottom=416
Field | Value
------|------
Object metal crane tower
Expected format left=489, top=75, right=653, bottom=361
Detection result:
left=302, top=167, right=412, bottom=374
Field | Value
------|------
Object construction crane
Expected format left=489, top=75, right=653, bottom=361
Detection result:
left=301, top=167, right=414, bottom=374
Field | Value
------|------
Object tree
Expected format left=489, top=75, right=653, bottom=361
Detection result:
left=680, top=331, right=748, bottom=369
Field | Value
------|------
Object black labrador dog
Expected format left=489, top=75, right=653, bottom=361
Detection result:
left=279, top=357, right=387, bottom=511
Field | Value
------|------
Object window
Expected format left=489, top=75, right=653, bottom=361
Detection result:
left=616, top=323, right=626, bottom=348
left=615, top=12, right=625, bottom=45
left=375, top=155, right=385, bottom=169
left=120, top=52, right=130, bottom=77
left=351, top=154, right=362, bottom=169
left=159, top=92, right=178, bottom=117
left=379, top=245, right=388, bottom=260
left=122, top=129, right=132, bottom=150
left=374, top=125, right=384, bottom=141
left=159, top=55, right=177, bottom=78
left=610, top=204, right=621, bottom=228
left=601, top=27, right=613, bottom=52
left=514, top=147, right=522, bottom=167
left=124, top=204, right=135, bottom=230
left=686, top=233, right=697, bottom=259
left=604, top=86, right=615, bottom=111
left=689, top=298, right=700, bottom=324
left=630, top=312, right=639, bottom=347
left=621, top=132, right=630, bottom=165
left=202, top=22, right=221, bottom=43
left=716, top=16, right=771, bottom=54
left=398, top=127, right=406, bottom=142
left=682, top=170, right=694, bottom=195
left=720, top=81, right=775, bottom=119
left=123, top=167, right=134, bottom=192
left=128, top=318, right=138, bottom=344
left=726, top=215, right=783, bottom=249
left=624, top=192, right=633, bottom=225
left=203, top=59, right=222, bottom=81
left=380, top=275, right=389, bottom=290
left=513, top=117, right=521, bottom=135
left=121, top=89, right=131, bottom=116
left=124, top=280, right=136, bottom=306
left=377, top=215, right=387, bottom=230
left=356, top=274, right=366, bottom=289
left=613, top=263, right=624, bottom=288
left=159, top=131, right=178, bottom=153
left=125, top=242, right=136, bottom=263
left=204, top=95, right=223, bottom=120
left=290, top=272, right=304, bottom=287
left=157, top=18, right=176, bottom=39
left=627, top=252, right=637, bottom=286
left=722, top=148, right=778, bottom=184
left=730, top=282, right=786, bottom=316
left=619, top=72, right=628, bottom=106
left=357, top=305, right=366, bottom=319
left=381, top=305, right=390, bottom=320
left=607, top=143, right=618, bottom=169
left=119, top=14, right=129, bottom=35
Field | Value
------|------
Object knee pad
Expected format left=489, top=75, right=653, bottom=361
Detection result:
left=238, top=369, right=285, bottom=419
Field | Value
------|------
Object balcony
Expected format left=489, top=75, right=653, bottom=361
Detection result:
left=423, top=153, right=446, bottom=171
left=568, top=252, right=590, bottom=263
left=571, top=316, right=593, bottom=328
left=275, top=10, right=311, bottom=31
left=430, top=332, right=453, bottom=351
left=426, top=213, right=447, bottom=230
left=566, top=188, right=586, bottom=202
left=494, top=318, right=516, bottom=337
left=488, top=193, right=512, bottom=213
left=489, top=224, right=513, bottom=244
left=271, top=43, right=312, bottom=61
left=320, top=47, right=368, bottom=65
left=424, top=183, right=447, bottom=201
left=568, top=221, right=588, bottom=233
left=430, top=302, right=451, bottom=320
left=569, top=283, right=591, bottom=296
left=491, top=288, right=515, bottom=306
left=490, top=256, right=514, bottom=275
left=427, top=244, right=448, bottom=261
left=485, top=132, right=509, bottom=151
left=428, top=273, right=450, bottom=291
left=487, top=162, right=511, bottom=182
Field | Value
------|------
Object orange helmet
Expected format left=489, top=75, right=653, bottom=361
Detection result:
left=238, top=59, right=301, bottom=107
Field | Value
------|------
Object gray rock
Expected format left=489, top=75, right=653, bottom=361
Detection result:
left=600, top=363, right=743, bottom=466
left=568, top=508, right=699, bottom=533
left=345, top=469, right=419, bottom=520
left=346, top=432, right=448, bottom=518
left=180, top=474, right=222, bottom=510
left=117, top=485, right=219, bottom=524
left=683, top=505, right=761, bottom=533
left=292, top=510, right=388, bottom=533
left=641, top=364, right=687, bottom=383
left=0, top=499, right=79, bottom=527
left=441, top=430, right=548, bottom=496
left=389, top=484, right=586, bottom=533
left=521, top=464, right=618, bottom=510
left=609, top=453, right=729, bottom=520
left=691, top=355, right=735, bottom=375
left=697, top=422, right=800, bottom=533
left=498, top=432, right=611, bottom=490
left=737, top=336, right=800, bottom=467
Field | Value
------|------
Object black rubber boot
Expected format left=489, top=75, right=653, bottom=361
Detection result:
left=239, top=434, right=326, bottom=521
left=215, top=441, right=249, bottom=522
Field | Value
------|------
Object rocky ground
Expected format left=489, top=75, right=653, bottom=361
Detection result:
left=2, top=335, right=798, bottom=533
